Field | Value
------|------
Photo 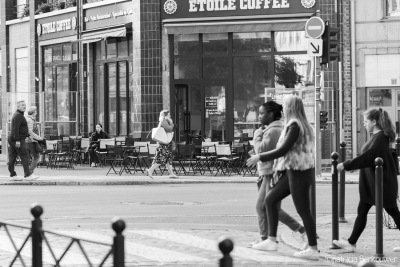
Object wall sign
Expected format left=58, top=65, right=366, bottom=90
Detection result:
left=37, top=17, right=77, bottom=36
left=84, top=8, right=133, bottom=23
left=161, top=0, right=318, bottom=19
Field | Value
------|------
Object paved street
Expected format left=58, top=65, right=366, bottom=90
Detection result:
left=0, top=184, right=357, bottom=266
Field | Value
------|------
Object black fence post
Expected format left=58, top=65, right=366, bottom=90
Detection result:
left=339, top=141, right=348, bottom=223
left=330, top=152, right=340, bottom=249
left=112, top=218, right=126, bottom=267
left=31, top=203, right=43, bottom=267
left=375, top=158, right=384, bottom=259
left=219, top=237, right=234, bottom=267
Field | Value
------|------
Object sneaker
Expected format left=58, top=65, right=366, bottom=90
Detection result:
left=169, top=174, right=179, bottom=179
left=252, top=239, right=278, bottom=251
left=9, top=176, right=23, bottom=181
left=91, top=162, right=96, bottom=167
left=25, top=174, right=39, bottom=181
left=247, top=239, right=263, bottom=248
left=333, top=239, right=356, bottom=252
left=146, top=169, right=154, bottom=179
left=293, top=231, right=308, bottom=250
left=393, top=246, right=400, bottom=252
left=293, top=248, right=319, bottom=261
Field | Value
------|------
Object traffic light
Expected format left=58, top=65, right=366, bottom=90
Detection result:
left=321, top=22, right=339, bottom=64
left=320, top=111, right=329, bottom=130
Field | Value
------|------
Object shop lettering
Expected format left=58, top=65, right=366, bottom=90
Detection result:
left=188, top=0, right=289, bottom=12
left=41, top=19, right=72, bottom=35
left=84, top=9, right=133, bottom=22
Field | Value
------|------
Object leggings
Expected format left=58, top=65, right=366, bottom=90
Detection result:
left=348, top=201, right=400, bottom=245
left=265, top=168, right=317, bottom=246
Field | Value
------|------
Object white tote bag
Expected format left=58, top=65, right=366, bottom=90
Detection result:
left=151, top=127, right=174, bottom=144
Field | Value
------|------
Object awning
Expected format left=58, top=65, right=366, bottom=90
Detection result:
left=163, top=17, right=309, bottom=35
left=79, top=26, right=127, bottom=43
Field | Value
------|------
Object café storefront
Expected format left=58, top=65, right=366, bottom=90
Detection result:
left=162, top=0, right=319, bottom=143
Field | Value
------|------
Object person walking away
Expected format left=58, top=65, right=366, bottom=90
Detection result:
left=8, top=100, right=39, bottom=181
left=146, top=110, right=178, bottom=179
left=246, top=95, right=319, bottom=260
left=334, top=108, right=400, bottom=252
left=250, top=101, right=307, bottom=250
left=25, top=106, right=44, bottom=175
left=88, top=123, right=110, bottom=167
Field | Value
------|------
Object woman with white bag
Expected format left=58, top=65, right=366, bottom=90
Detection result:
left=146, top=110, right=178, bottom=179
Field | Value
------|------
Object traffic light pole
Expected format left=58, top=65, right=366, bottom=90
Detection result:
left=311, top=56, right=322, bottom=223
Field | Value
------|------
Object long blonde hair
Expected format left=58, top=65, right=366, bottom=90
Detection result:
left=283, top=95, right=315, bottom=142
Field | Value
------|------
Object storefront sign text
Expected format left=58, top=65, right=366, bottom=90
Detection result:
left=37, top=17, right=77, bottom=36
left=84, top=9, right=133, bottom=23
left=188, top=0, right=290, bottom=12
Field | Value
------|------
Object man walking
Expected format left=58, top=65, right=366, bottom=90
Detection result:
left=8, top=100, right=39, bottom=181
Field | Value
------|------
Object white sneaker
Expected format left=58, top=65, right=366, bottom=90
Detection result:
left=293, top=231, right=308, bottom=250
left=169, top=174, right=179, bottom=179
left=252, top=239, right=278, bottom=251
left=247, top=239, right=263, bottom=248
left=146, top=169, right=154, bottom=179
left=9, top=176, right=23, bottom=181
left=25, top=174, right=39, bottom=181
left=293, top=248, right=319, bottom=261
left=91, top=162, right=96, bottom=167
left=333, top=239, right=356, bottom=252
left=393, top=246, right=400, bottom=252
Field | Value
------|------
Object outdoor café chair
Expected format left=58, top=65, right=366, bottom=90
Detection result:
left=173, top=144, right=198, bottom=175
left=106, top=145, right=127, bottom=176
left=96, top=138, right=116, bottom=167
left=195, top=141, right=218, bottom=175
left=213, top=144, right=240, bottom=176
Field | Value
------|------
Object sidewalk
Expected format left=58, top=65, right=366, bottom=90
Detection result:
left=280, top=214, right=400, bottom=267
left=0, top=154, right=360, bottom=185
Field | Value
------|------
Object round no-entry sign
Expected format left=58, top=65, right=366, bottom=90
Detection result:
left=305, top=17, right=325, bottom=39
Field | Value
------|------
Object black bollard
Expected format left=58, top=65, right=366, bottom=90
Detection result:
left=31, top=203, right=43, bottom=267
left=218, top=237, right=234, bottom=267
left=330, top=152, right=340, bottom=249
left=375, top=158, right=384, bottom=259
left=112, top=218, right=126, bottom=267
left=339, top=142, right=348, bottom=223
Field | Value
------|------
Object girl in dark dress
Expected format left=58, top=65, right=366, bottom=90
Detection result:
left=335, top=108, right=400, bottom=252
left=146, top=110, right=178, bottom=179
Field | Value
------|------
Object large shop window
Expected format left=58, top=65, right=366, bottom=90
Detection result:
left=43, top=44, right=78, bottom=137
left=94, top=37, right=132, bottom=136
left=15, top=47, right=29, bottom=93
left=386, top=0, right=400, bottom=17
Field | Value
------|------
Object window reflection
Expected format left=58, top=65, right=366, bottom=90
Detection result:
left=274, top=55, right=314, bottom=89
left=274, top=31, right=307, bottom=52
left=174, top=57, right=200, bottom=79
left=233, top=32, right=271, bottom=53
left=387, top=0, right=400, bottom=17
left=174, top=34, right=200, bottom=55
left=369, top=89, right=392, bottom=107
left=203, top=33, right=228, bottom=54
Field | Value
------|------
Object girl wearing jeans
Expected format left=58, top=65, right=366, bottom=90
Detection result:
left=249, top=101, right=306, bottom=249
left=335, top=108, right=400, bottom=252
left=247, top=95, right=319, bottom=260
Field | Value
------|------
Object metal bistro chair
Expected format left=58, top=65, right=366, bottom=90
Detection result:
left=115, top=136, right=126, bottom=146
left=52, top=140, right=74, bottom=169
left=195, top=141, right=219, bottom=175
left=74, top=137, right=90, bottom=165
left=173, top=144, right=198, bottom=176
left=44, top=140, right=59, bottom=168
left=240, top=144, right=257, bottom=176
left=132, top=141, right=150, bottom=173
left=213, top=144, right=240, bottom=176
left=96, top=139, right=116, bottom=167
left=106, top=145, right=127, bottom=176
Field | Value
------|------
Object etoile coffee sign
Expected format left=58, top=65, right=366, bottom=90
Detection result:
left=162, top=0, right=317, bottom=19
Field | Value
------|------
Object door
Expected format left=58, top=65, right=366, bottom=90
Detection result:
left=105, top=61, right=128, bottom=136
left=175, top=84, right=227, bottom=143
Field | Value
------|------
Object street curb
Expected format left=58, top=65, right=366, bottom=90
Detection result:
left=0, top=179, right=359, bottom=186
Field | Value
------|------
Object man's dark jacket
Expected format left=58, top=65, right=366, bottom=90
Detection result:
left=9, top=110, right=29, bottom=141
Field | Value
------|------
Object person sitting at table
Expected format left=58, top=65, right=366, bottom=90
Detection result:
left=88, top=123, right=110, bottom=167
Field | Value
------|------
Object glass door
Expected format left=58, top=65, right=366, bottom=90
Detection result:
left=175, top=84, right=226, bottom=143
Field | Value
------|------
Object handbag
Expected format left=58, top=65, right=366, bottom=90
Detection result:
left=152, top=127, right=174, bottom=144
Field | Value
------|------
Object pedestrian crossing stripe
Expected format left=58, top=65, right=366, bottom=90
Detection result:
left=129, top=230, right=307, bottom=263
left=0, top=229, right=310, bottom=266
